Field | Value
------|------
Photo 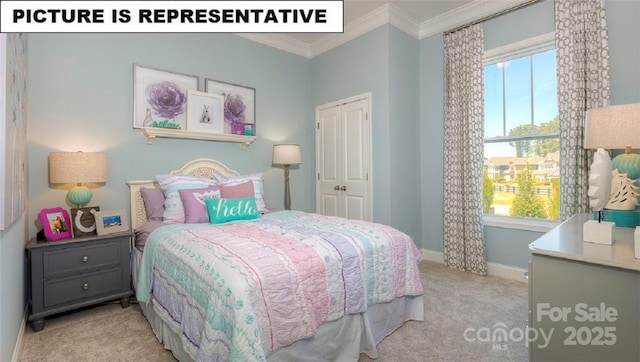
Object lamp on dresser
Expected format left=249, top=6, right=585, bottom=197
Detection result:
left=272, top=144, right=301, bottom=210
left=49, top=151, right=108, bottom=207
left=585, top=103, right=640, bottom=180
left=49, top=151, right=108, bottom=237
left=583, top=103, right=640, bottom=244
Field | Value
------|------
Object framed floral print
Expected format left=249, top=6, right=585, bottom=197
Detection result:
left=133, top=64, right=199, bottom=130
left=205, top=78, right=255, bottom=136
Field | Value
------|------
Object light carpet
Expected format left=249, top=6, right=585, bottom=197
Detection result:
left=20, top=261, right=528, bottom=361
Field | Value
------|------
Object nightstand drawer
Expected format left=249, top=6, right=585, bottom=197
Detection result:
left=27, top=232, right=133, bottom=332
left=43, top=268, right=121, bottom=308
left=43, top=241, right=121, bottom=278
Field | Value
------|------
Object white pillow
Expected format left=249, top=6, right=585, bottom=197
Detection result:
left=155, top=174, right=218, bottom=223
left=214, top=173, right=267, bottom=213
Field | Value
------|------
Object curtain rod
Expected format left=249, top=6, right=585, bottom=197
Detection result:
left=444, top=0, right=542, bottom=35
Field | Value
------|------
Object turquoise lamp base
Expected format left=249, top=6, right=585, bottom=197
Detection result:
left=612, top=153, right=640, bottom=180
left=67, top=185, right=92, bottom=207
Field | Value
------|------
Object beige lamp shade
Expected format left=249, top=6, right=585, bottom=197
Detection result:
left=585, top=103, right=640, bottom=180
left=584, top=103, right=640, bottom=150
left=49, top=152, right=108, bottom=184
left=272, top=144, right=302, bottom=165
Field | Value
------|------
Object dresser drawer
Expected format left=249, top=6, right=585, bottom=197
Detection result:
left=43, top=241, right=121, bottom=278
left=43, top=268, right=121, bottom=308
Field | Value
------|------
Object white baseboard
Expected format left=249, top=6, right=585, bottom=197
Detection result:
left=421, top=249, right=445, bottom=263
left=11, top=306, right=27, bottom=362
left=421, top=249, right=528, bottom=283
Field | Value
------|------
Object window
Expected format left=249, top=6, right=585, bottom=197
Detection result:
left=482, top=33, right=560, bottom=221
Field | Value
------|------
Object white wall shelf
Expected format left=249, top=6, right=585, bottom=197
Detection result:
left=142, top=127, right=256, bottom=148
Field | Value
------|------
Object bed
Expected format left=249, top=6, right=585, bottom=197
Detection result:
left=127, top=158, right=424, bottom=361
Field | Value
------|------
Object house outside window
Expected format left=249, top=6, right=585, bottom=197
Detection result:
left=482, top=33, right=560, bottom=222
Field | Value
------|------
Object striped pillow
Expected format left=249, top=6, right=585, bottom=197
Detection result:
left=155, top=174, right=218, bottom=223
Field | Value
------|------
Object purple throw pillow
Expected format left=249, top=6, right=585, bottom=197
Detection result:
left=221, top=180, right=255, bottom=199
left=140, top=187, right=165, bottom=221
left=156, top=174, right=219, bottom=223
left=179, top=185, right=221, bottom=223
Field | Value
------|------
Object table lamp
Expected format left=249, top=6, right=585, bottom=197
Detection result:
left=49, top=151, right=107, bottom=207
left=272, top=144, right=301, bottom=210
left=584, top=103, right=640, bottom=179
left=583, top=103, right=640, bottom=244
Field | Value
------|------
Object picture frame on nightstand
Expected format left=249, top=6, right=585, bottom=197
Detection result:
left=70, top=206, right=100, bottom=238
left=38, top=207, right=72, bottom=241
left=94, top=209, right=129, bottom=235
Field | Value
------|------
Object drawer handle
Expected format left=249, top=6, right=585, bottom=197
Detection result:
left=82, top=283, right=89, bottom=290
left=82, top=256, right=89, bottom=262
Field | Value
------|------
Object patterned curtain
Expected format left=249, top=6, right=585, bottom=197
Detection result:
left=443, top=24, right=487, bottom=276
left=555, top=0, right=610, bottom=220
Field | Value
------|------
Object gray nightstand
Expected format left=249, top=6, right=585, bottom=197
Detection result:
left=26, top=231, right=134, bottom=332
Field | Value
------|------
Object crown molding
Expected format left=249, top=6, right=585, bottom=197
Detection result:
left=309, top=3, right=394, bottom=58
left=419, top=0, right=534, bottom=39
left=237, top=0, right=536, bottom=59
left=388, top=3, right=420, bottom=39
left=236, top=33, right=312, bottom=58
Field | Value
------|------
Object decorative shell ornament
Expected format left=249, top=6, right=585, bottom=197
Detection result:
left=605, top=169, right=639, bottom=210
left=588, top=149, right=612, bottom=211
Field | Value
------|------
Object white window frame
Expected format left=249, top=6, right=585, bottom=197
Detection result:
left=482, top=31, right=560, bottom=232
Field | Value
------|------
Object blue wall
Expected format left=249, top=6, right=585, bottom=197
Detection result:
left=27, top=34, right=313, bottom=238
left=483, top=0, right=555, bottom=50
left=3, top=0, right=640, bottom=358
left=418, top=0, right=640, bottom=269
left=310, top=26, right=394, bottom=228
left=419, top=33, right=445, bottom=253
left=310, top=25, right=422, bottom=243
left=0, top=218, right=26, bottom=362
left=607, top=0, right=640, bottom=105
left=389, top=27, right=421, bottom=245
left=4, top=34, right=312, bottom=360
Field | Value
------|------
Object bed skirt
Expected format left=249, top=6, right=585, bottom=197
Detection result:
left=132, top=248, right=424, bottom=361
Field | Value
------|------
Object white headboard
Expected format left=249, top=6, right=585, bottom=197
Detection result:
left=126, top=158, right=240, bottom=230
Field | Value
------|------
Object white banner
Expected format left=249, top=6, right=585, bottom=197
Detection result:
left=0, top=1, right=344, bottom=33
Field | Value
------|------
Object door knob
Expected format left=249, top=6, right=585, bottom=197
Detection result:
left=340, top=186, right=347, bottom=191
left=334, top=185, right=340, bottom=191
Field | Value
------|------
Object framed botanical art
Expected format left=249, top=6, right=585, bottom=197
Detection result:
left=38, top=207, right=72, bottom=241
left=205, top=78, right=256, bottom=136
left=133, top=64, right=199, bottom=130
left=95, top=209, right=129, bottom=235
left=0, top=34, right=27, bottom=231
left=186, top=90, right=224, bottom=134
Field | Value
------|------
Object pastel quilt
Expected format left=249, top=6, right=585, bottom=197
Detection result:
left=136, top=211, right=423, bottom=361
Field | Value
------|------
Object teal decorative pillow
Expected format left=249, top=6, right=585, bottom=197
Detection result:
left=204, top=197, right=259, bottom=224
left=214, top=173, right=268, bottom=213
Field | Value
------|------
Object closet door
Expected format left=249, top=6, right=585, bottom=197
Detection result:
left=317, top=105, right=342, bottom=217
left=340, top=99, right=369, bottom=220
left=316, top=95, right=371, bottom=221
